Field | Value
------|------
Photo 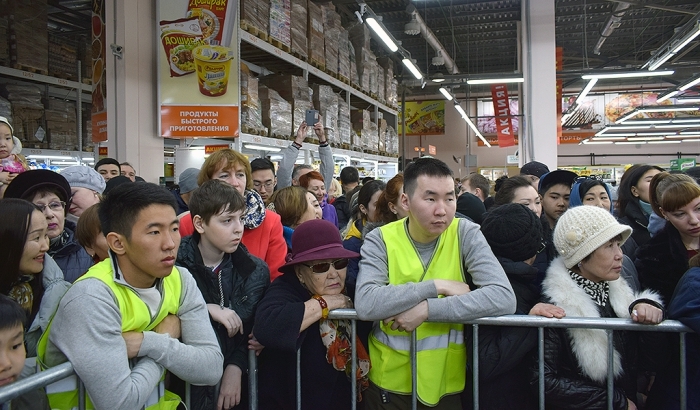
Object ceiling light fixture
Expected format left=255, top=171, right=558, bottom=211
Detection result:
left=244, top=144, right=281, bottom=152
left=679, top=76, right=700, bottom=91
left=454, top=102, right=490, bottom=147
left=683, top=139, right=700, bottom=142
left=365, top=16, right=398, bottom=52
left=432, top=51, right=445, bottom=66
left=615, top=141, right=647, bottom=145
left=648, top=140, right=682, bottom=144
left=645, top=17, right=700, bottom=70
left=431, top=73, right=446, bottom=83
left=582, top=70, right=674, bottom=80
left=27, top=155, right=73, bottom=160
left=626, top=136, right=665, bottom=141
left=439, top=87, right=453, bottom=101
left=582, top=140, right=613, bottom=144
left=404, top=14, right=420, bottom=35
left=402, top=58, right=423, bottom=80
left=466, top=77, right=524, bottom=85
left=657, top=90, right=680, bottom=103
left=575, top=78, right=598, bottom=105
left=615, top=105, right=700, bottom=123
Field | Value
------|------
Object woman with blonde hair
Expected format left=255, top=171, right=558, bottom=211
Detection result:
left=179, top=149, right=287, bottom=281
left=327, top=178, right=342, bottom=205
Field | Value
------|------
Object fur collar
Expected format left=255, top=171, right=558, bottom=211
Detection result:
left=542, top=257, right=662, bottom=383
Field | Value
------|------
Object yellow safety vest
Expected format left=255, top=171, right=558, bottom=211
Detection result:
left=369, top=218, right=467, bottom=406
left=37, top=258, right=182, bottom=410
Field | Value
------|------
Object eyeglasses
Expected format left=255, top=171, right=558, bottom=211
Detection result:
left=253, top=181, right=275, bottom=190
left=35, top=201, right=66, bottom=213
left=304, top=259, right=349, bottom=274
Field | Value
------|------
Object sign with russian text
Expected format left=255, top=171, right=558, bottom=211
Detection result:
left=398, top=101, right=445, bottom=136
left=490, top=84, right=515, bottom=148
left=157, top=0, right=239, bottom=138
left=204, top=144, right=231, bottom=154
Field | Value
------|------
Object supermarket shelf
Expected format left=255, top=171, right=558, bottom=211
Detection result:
left=0, top=66, right=90, bottom=92
left=21, top=147, right=95, bottom=158
left=239, top=30, right=397, bottom=116
left=239, top=133, right=397, bottom=163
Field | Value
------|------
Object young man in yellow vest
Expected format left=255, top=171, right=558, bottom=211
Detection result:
left=39, top=182, right=223, bottom=409
left=355, top=158, right=517, bottom=409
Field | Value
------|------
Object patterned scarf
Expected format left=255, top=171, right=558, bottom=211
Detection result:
left=569, top=270, right=609, bottom=307
left=8, top=275, right=34, bottom=313
left=243, top=189, right=266, bottom=229
left=319, top=318, right=371, bottom=401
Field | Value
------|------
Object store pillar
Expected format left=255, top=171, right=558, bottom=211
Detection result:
left=104, top=0, right=164, bottom=182
left=521, top=0, right=558, bottom=170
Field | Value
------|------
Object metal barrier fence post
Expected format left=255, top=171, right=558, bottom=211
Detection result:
left=411, top=331, right=417, bottom=410
left=78, top=378, right=86, bottom=410
left=606, top=329, right=614, bottom=410
left=296, top=349, right=301, bottom=410
left=680, top=332, right=687, bottom=410
left=472, top=324, right=479, bottom=410
left=351, top=318, right=357, bottom=410
left=249, top=349, right=258, bottom=410
left=537, top=327, right=544, bottom=410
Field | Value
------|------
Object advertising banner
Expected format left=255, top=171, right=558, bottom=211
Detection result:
left=157, top=0, right=239, bottom=138
left=490, top=84, right=515, bottom=148
left=91, top=0, right=107, bottom=142
left=399, top=101, right=445, bottom=136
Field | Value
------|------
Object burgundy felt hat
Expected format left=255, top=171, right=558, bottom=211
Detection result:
left=280, top=219, right=360, bottom=271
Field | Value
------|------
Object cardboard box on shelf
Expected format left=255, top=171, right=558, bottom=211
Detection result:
left=241, top=0, right=269, bottom=35
left=338, top=96, right=351, bottom=146
left=307, top=0, right=324, bottom=66
left=260, top=74, right=311, bottom=102
left=8, top=0, right=48, bottom=73
left=269, top=0, right=291, bottom=48
left=312, top=84, right=338, bottom=145
left=290, top=0, right=307, bottom=59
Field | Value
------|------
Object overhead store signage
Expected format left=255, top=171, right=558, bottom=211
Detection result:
left=91, top=0, right=107, bottom=142
left=399, top=101, right=445, bottom=136
left=204, top=144, right=230, bottom=154
left=490, top=84, right=515, bottom=147
left=157, top=0, right=239, bottom=139
left=670, top=158, right=696, bottom=171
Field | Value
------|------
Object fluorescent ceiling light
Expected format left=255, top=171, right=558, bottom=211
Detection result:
left=677, top=98, right=700, bottom=103
left=648, top=140, right=681, bottom=144
left=647, top=21, right=700, bottom=70
left=582, top=70, right=674, bottom=80
left=350, top=157, right=366, bottom=162
left=615, top=141, right=646, bottom=145
left=681, top=131, right=700, bottom=135
left=454, top=102, right=491, bottom=147
left=591, top=136, right=627, bottom=140
left=679, top=76, right=700, bottom=91
left=582, top=140, right=613, bottom=144
left=402, top=58, right=423, bottom=80
left=244, top=144, right=281, bottom=152
left=365, top=17, right=398, bottom=52
left=82, top=157, right=94, bottom=161
left=626, top=136, right=665, bottom=141
left=657, top=90, right=679, bottom=103
left=27, top=155, right=73, bottom=160
left=575, top=79, right=598, bottom=104
left=682, top=139, right=700, bottom=142
left=672, top=24, right=700, bottom=53
left=439, top=87, right=453, bottom=101
left=431, top=73, right=446, bottom=83
left=466, top=77, right=524, bottom=85
left=615, top=105, right=700, bottom=123
left=622, top=119, right=700, bottom=125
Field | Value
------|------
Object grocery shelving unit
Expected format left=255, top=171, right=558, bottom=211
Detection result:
left=239, top=28, right=400, bottom=171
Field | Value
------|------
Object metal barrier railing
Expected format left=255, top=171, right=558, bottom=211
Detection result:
left=0, top=312, right=693, bottom=410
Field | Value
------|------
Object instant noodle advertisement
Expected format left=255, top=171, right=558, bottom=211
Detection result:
left=157, top=0, right=240, bottom=138
left=398, top=101, right=445, bottom=136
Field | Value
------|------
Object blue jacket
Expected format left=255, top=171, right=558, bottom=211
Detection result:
left=49, top=220, right=93, bottom=283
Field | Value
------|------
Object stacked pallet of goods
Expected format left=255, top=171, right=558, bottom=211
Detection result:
left=8, top=0, right=48, bottom=74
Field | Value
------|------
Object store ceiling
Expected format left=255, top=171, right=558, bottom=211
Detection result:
left=46, top=0, right=700, bottom=91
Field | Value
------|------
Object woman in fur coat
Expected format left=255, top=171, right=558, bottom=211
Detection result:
left=537, top=206, right=664, bottom=410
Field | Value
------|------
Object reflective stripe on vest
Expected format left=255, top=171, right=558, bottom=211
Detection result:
left=369, top=218, right=466, bottom=406
left=37, top=258, right=183, bottom=410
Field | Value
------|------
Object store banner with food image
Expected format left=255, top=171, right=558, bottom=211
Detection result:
left=398, top=101, right=445, bottom=136
left=91, top=0, right=107, bottom=142
left=157, top=0, right=239, bottom=138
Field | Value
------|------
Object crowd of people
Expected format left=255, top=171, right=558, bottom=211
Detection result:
left=0, top=115, right=699, bottom=410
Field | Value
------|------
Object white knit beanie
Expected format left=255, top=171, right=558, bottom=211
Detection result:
left=553, top=206, right=632, bottom=269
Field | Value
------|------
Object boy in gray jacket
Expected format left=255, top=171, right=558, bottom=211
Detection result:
left=39, top=182, right=223, bottom=410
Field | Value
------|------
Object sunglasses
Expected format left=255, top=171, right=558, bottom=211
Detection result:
left=304, top=259, right=349, bottom=274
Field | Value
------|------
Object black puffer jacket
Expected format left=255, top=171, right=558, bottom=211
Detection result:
left=463, top=257, right=540, bottom=410
left=49, top=220, right=93, bottom=283
left=635, top=223, right=689, bottom=304
left=177, top=235, right=270, bottom=370
left=618, top=199, right=652, bottom=248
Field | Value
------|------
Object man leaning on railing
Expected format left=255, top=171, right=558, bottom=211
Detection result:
left=355, top=158, right=517, bottom=409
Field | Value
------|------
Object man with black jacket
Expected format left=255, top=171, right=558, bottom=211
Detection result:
left=334, top=166, right=359, bottom=229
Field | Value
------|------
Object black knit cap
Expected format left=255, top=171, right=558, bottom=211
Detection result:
left=520, top=161, right=550, bottom=178
left=103, top=175, right=133, bottom=195
left=4, top=169, right=71, bottom=204
left=94, top=157, right=121, bottom=171
left=481, top=203, right=543, bottom=262
left=457, top=192, right=486, bottom=224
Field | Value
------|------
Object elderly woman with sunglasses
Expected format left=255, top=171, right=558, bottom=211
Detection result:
left=4, top=170, right=93, bottom=283
left=253, top=219, right=371, bottom=410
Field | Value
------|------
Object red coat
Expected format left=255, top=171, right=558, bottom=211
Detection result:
left=178, top=209, right=286, bottom=281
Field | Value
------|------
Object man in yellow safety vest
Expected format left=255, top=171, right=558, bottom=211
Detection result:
left=38, top=182, right=223, bottom=409
left=355, top=157, right=516, bottom=409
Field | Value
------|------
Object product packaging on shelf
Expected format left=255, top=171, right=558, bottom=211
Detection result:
left=8, top=0, right=48, bottom=74
left=7, top=84, right=45, bottom=145
left=261, top=74, right=310, bottom=103
left=0, top=17, right=9, bottom=65
left=260, top=86, right=293, bottom=138
left=292, top=99, right=313, bottom=138
left=337, top=29, right=350, bottom=81
left=290, top=0, right=307, bottom=59
left=351, top=109, right=373, bottom=148
left=348, top=41, right=358, bottom=86
left=312, top=84, right=338, bottom=145
left=385, top=126, right=398, bottom=156
left=320, top=2, right=340, bottom=75
left=338, top=96, right=351, bottom=146
left=269, top=0, right=291, bottom=48
left=0, top=97, right=11, bottom=123
left=241, top=0, right=269, bottom=36
left=241, top=64, right=267, bottom=134
left=378, top=57, right=396, bottom=107
left=46, top=99, right=78, bottom=151
left=307, top=0, right=324, bottom=66
left=378, top=118, right=387, bottom=153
